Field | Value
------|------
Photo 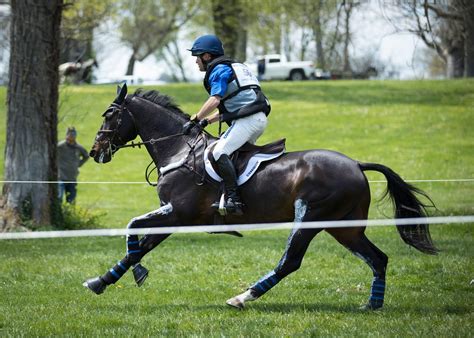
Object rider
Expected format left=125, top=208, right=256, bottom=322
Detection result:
left=183, top=34, right=271, bottom=215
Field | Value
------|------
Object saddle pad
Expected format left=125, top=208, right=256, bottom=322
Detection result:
left=204, top=140, right=285, bottom=186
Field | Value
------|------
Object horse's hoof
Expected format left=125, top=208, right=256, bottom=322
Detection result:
left=83, top=277, right=106, bottom=295
left=226, top=297, right=244, bottom=310
left=133, top=264, right=149, bottom=287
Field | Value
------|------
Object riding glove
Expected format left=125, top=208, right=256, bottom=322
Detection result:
left=198, top=119, right=209, bottom=129
left=182, top=118, right=209, bottom=135
left=182, top=120, right=195, bottom=135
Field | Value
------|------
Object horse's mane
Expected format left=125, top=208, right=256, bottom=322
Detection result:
left=132, top=89, right=190, bottom=120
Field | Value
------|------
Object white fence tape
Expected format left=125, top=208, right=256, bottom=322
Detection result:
left=1, top=215, right=473, bottom=240
left=0, top=179, right=474, bottom=185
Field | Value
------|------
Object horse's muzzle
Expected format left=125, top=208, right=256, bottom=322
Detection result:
left=90, top=142, right=112, bottom=164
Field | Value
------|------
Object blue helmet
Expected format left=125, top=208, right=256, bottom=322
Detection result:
left=188, top=35, right=224, bottom=56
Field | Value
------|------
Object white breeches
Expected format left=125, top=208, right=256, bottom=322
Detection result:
left=212, top=112, right=268, bottom=161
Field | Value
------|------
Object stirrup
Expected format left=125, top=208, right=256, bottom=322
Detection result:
left=224, top=198, right=244, bottom=216
left=211, top=194, right=244, bottom=216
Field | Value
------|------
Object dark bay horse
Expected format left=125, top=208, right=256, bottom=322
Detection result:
left=85, top=84, right=437, bottom=310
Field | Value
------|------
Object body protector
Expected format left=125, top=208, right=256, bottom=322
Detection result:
left=203, top=56, right=271, bottom=123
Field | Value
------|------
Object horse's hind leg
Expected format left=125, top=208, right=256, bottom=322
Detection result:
left=327, top=209, right=388, bottom=310
left=227, top=199, right=322, bottom=309
left=83, top=203, right=177, bottom=294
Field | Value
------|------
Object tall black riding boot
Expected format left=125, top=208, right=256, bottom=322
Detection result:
left=216, top=154, right=244, bottom=215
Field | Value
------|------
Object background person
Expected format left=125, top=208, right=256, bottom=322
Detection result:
left=57, top=127, right=89, bottom=203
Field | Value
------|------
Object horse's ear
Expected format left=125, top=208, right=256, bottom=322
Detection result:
left=114, top=83, right=128, bottom=104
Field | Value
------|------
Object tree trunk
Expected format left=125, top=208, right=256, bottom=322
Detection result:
left=460, top=1, right=474, bottom=76
left=446, top=45, right=464, bottom=78
left=312, top=0, right=326, bottom=69
left=126, top=53, right=136, bottom=76
left=3, top=0, right=62, bottom=227
left=342, top=2, right=353, bottom=74
left=236, top=25, right=247, bottom=62
left=212, top=0, right=240, bottom=58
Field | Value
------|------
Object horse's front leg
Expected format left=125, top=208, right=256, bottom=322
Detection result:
left=83, top=202, right=177, bottom=295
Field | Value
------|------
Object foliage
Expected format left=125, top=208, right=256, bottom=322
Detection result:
left=62, top=0, right=115, bottom=41
left=211, top=0, right=250, bottom=61
left=117, top=0, right=200, bottom=75
left=57, top=203, right=105, bottom=230
left=60, top=0, right=115, bottom=63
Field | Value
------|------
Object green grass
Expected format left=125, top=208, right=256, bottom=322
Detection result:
left=0, top=80, right=473, bottom=336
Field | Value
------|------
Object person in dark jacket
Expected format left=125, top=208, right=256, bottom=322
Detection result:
left=57, top=127, right=89, bottom=203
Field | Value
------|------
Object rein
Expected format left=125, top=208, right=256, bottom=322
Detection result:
left=144, top=132, right=209, bottom=187
left=103, top=98, right=212, bottom=187
left=116, top=132, right=184, bottom=150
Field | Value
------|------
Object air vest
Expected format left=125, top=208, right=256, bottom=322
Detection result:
left=203, top=56, right=271, bottom=123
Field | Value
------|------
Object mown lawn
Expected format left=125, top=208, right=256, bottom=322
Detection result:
left=0, top=80, right=473, bottom=336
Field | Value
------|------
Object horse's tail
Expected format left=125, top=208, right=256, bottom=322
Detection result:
left=359, top=162, right=439, bottom=255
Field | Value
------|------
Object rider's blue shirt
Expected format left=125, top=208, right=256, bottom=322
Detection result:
left=208, top=64, right=257, bottom=113
left=209, top=64, right=233, bottom=97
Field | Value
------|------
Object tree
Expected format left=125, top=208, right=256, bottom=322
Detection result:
left=118, top=0, right=200, bottom=76
left=60, top=0, right=114, bottom=64
left=290, top=0, right=339, bottom=66
left=211, top=0, right=250, bottom=61
left=157, top=35, right=189, bottom=82
left=248, top=1, right=284, bottom=57
left=384, top=0, right=474, bottom=78
left=341, top=1, right=359, bottom=74
left=2, top=0, right=63, bottom=228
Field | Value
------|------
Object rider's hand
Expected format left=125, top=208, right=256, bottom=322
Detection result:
left=182, top=120, right=195, bottom=135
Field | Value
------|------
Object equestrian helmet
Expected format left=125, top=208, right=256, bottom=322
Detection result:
left=188, top=35, right=224, bottom=56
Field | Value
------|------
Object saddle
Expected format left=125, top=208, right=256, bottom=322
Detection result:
left=204, top=138, right=286, bottom=186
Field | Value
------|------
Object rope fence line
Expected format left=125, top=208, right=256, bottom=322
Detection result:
left=1, top=215, right=473, bottom=240
left=1, top=178, right=474, bottom=184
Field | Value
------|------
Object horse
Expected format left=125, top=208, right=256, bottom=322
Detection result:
left=84, top=84, right=438, bottom=310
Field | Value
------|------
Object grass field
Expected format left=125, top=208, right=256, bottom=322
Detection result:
left=0, top=80, right=473, bottom=336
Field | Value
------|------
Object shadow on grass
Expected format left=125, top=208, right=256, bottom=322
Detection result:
left=245, top=302, right=472, bottom=315
left=90, top=300, right=472, bottom=316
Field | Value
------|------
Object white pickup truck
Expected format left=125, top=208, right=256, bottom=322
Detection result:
left=246, top=54, right=326, bottom=81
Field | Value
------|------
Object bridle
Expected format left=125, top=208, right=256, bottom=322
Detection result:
left=98, top=98, right=211, bottom=186
left=98, top=102, right=137, bottom=154
left=99, top=100, right=184, bottom=153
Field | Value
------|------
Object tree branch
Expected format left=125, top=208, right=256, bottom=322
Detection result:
left=425, top=3, right=462, bottom=21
